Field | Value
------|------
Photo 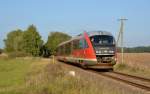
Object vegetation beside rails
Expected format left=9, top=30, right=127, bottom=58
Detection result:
left=114, top=63, right=150, bottom=79
left=0, top=58, right=100, bottom=94
left=0, top=58, right=146, bottom=94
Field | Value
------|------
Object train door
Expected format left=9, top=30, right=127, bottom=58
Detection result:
left=79, top=38, right=88, bottom=58
left=79, top=39, right=85, bottom=58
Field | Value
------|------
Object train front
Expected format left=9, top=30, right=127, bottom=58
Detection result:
left=88, top=31, right=116, bottom=69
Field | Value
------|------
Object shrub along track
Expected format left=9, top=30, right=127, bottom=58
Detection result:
left=90, top=70, right=150, bottom=92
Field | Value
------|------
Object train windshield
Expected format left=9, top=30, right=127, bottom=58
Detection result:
left=90, top=35, right=115, bottom=46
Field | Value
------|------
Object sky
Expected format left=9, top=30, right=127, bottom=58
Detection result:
left=0, top=0, right=150, bottom=48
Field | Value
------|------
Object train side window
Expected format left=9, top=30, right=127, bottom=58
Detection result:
left=64, top=44, right=67, bottom=55
left=62, top=45, right=65, bottom=55
left=61, top=46, right=64, bottom=55
left=72, top=41, right=75, bottom=50
left=73, top=40, right=79, bottom=50
left=57, top=47, right=60, bottom=55
left=58, top=47, right=60, bottom=55
left=65, top=42, right=71, bottom=55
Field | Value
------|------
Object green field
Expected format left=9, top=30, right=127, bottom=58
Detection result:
left=0, top=58, right=45, bottom=94
left=0, top=58, right=107, bottom=94
left=0, top=58, right=31, bottom=88
left=0, top=58, right=101, bottom=94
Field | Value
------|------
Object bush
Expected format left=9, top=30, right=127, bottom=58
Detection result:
left=8, top=51, right=31, bottom=58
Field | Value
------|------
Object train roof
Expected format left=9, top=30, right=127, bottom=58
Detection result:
left=58, top=31, right=113, bottom=47
left=58, top=35, right=82, bottom=47
left=87, top=31, right=113, bottom=37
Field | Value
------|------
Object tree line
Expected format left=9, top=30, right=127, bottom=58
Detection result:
left=3, top=25, right=71, bottom=57
left=2, top=25, right=150, bottom=57
left=117, top=46, right=150, bottom=53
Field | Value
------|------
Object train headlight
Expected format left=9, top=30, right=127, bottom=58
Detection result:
left=109, top=50, right=114, bottom=53
left=96, top=51, right=102, bottom=54
left=104, top=50, right=107, bottom=53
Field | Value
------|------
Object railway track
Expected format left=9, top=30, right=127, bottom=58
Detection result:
left=112, top=71, right=150, bottom=82
left=90, top=70, right=150, bottom=91
left=60, top=61, right=150, bottom=92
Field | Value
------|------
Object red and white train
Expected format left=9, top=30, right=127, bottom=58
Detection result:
left=56, top=31, right=116, bottom=70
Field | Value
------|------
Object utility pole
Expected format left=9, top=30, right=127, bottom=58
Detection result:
left=117, top=18, right=127, bottom=63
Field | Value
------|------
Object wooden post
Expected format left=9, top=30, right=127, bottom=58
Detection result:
left=52, top=55, right=55, bottom=64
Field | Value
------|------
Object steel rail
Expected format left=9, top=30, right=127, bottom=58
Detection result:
left=112, top=71, right=150, bottom=82
left=89, top=70, right=150, bottom=91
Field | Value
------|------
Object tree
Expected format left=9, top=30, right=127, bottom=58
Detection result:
left=0, top=48, right=3, bottom=54
left=45, top=32, right=71, bottom=55
left=22, top=25, right=43, bottom=56
left=4, top=29, right=23, bottom=52
left=39, top=45, right=50, bottom=57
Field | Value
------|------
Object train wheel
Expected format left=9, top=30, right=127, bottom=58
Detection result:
left=108, top=68, right=114, bottom=72
left=80, top=63, right=87, bottom=69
